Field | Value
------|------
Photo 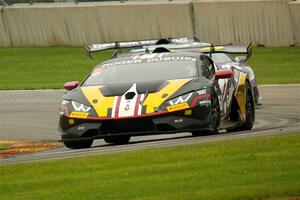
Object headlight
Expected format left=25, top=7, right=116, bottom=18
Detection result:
left=168, top=88, right=208, bottom=106
left=168, top=92, right=193, bottom=106
left=60, top=100, right=91, bottom=115
left=71, top=101, right=91, bottom=112
left=166, top=89, right=209, bottom=107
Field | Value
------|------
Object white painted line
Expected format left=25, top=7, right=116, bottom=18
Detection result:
left=259, top=84, right=300, bottom=87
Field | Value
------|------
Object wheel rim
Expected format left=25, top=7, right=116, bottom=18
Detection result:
left=246, top=89, right=255, bottom=124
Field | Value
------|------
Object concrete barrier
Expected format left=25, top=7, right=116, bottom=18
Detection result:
left=0, top=1, right=299, bottom=47
left=193, top=0, right=294, bottom=47
left=0, top=6, right=11, bottom=47
left=93, top=1, right=194, bottom=42
left=3, top=3, right=104, bottom=46
left=2, top=1, right=193, bottom=46
left=289, top=1, right=300, bottom=46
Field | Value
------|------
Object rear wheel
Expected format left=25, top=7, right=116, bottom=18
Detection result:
left=240, top=81, right=255, bottom=130
left=64, top=139, right=93, bottom=149
left=192, top=91, right=220, bottom=136
left=104, top=135, right=131, bottom=145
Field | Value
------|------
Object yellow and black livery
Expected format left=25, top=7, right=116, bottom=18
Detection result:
left=59, top=48, right=255, bottom=149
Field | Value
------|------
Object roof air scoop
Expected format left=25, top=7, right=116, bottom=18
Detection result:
left=152, top=47, right=171, bottom=53
left=124, top=83, right=137, bottom=100
left=156, top=39, right=170, bottom=45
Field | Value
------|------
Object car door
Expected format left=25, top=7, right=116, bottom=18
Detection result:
left=200, top=55, right=235, bottom=117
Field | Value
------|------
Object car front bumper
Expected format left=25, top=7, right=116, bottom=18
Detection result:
left=59, top=105, right=211, bottom=142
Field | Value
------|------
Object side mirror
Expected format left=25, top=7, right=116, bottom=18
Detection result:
left=234, top=56, right=247, bottom=63
left=64, top=81, right=80, bottom=91
left=215, top=69, right=233, bottom=79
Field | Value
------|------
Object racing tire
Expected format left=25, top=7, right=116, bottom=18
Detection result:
left=240, top=81, right=255, bottom=130
left=104, top=135, right=131, bottom=145
left=63, top=139, right=93, bottom=149
left=192, top=91, right=220, bottom=136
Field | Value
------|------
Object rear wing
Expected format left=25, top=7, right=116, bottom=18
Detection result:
left=126, top=42, right=253, bottom=61
left=198, top=42, right=252, bottom=61
left=83, top=37, right=198, bottom=58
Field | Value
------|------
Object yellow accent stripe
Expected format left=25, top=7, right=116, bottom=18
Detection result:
left=81, top=86, right=115, bottom=117
left=143, top=79, right=192, bottom=113
left=236, top=73, right=247, bottom=121
left=199, top=46, right=224, bottom=51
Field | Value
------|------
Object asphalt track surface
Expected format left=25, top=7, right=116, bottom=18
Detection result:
left=0, top=85, right=299, bottom=165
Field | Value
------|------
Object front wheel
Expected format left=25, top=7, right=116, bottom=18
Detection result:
left=192, top=91, right=220, bottom=136
left=64, top=139, right=93, bottom=149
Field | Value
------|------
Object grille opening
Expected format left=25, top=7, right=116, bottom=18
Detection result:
left=125, top=92, right=136, bottom=100
left=100, top=118, right=154, bottom=134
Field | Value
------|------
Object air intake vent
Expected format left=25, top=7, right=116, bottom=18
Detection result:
left=153, top=47, right=171, bottom=53
left=125, top=92, right=136, bottom=100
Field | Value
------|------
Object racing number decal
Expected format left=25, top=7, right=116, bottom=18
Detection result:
left=111, top=84, right=145, bottom=118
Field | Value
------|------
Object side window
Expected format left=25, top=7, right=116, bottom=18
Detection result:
left=200, top=55, right=215, bottom=79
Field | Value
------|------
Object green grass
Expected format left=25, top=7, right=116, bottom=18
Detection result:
left=0, top=144, right=10, bottom=151
left=0, top=133, right=299, bottom=200
left=248, top=47, right=300, bottom=84
left=0, top=47, right=299, bottom=89
left=0, top=47, right=112, bottom=90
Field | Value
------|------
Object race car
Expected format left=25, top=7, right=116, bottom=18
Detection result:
left=209, top=53, right=262, bottom=105
left=59, top=41, right=255, bottom=149
left=114, top=38, right=262, bottom=105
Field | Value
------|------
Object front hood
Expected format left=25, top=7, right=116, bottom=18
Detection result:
left=80, top=78, right=193, bottom=118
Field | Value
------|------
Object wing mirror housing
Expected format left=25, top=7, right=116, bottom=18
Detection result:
left=64, top=81, right=80, bottom=91
left=234, top=56, right=247, bottom=63
left=215, top=69, right=233, bottom=79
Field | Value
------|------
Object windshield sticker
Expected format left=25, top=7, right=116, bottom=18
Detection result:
left=102, top=56, right=196, bottom=67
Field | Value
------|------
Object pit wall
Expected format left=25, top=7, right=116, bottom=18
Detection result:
left=0, top=6, right=11, bottom=46
left=289, top=1, right=300, bottom=46
left=193, top=0, right=294, bottom=47
left=0, top=0, right=299, bottom=47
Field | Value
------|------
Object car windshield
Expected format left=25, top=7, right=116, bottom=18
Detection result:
left=83, top=59, right=197, bottom=86
left=210, top=53, right=234, bottom=64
